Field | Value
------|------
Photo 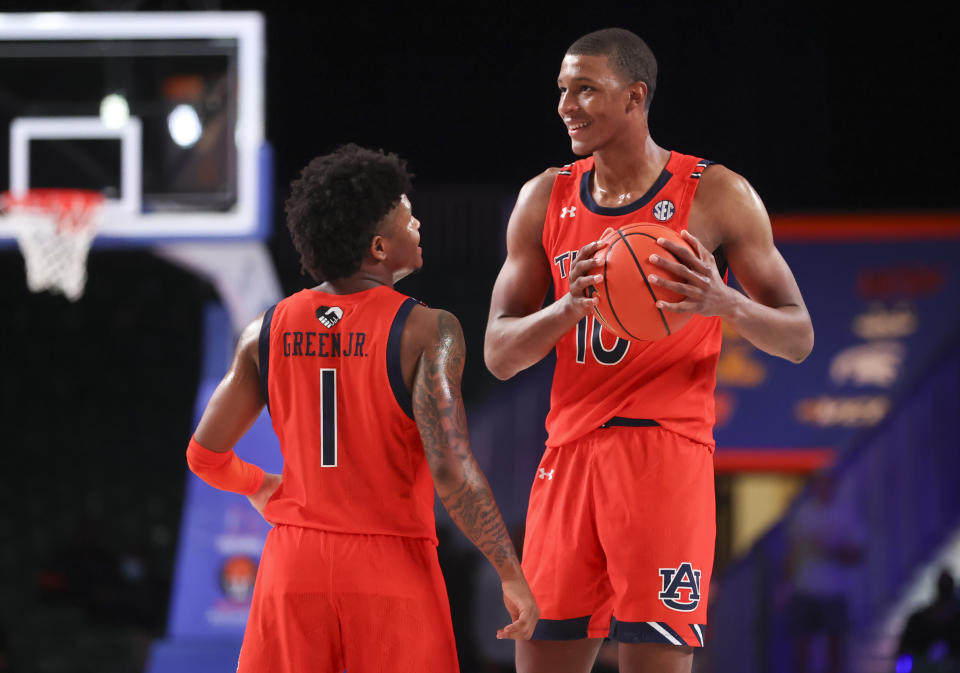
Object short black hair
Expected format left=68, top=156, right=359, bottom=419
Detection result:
left=284, top=144, right=413, bottom=282
left=567, top=28, right=657, bottom=110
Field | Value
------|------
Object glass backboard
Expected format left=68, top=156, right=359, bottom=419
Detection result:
left=0, top=12, right=267, bottom=244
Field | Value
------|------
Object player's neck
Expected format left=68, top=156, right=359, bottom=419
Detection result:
left=591, top=135, right=670, bottom=205
left=317, top=269, right=394, bottom=295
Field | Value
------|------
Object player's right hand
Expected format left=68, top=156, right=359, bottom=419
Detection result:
left=247, top=472, right=282, bottom=524
left=564, top=240, right=608, bottom=318
left=497, top=576, right=540, bottom=640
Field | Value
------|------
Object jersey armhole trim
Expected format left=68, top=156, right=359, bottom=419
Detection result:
left=387, top=297, right=418, bottom=421
left=258, top=304, right=277, bottom=414
left=542, top=167, right=573, bottom=252
left=690, top=159, right=715, bottom=179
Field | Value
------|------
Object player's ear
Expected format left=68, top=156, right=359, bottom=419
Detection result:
left=627, top=81, right=647, bottom=112
left=370, top=203, right=399, bottom=263
left=369, top=233, right=388, bottom=262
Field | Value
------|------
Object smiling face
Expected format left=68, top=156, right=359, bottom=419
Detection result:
left=378, top=194, right=422, bottom=282
left=557, top=53, right=645, bottom=156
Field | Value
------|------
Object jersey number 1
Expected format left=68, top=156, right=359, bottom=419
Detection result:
left=320, top=368, right=337, bottom=467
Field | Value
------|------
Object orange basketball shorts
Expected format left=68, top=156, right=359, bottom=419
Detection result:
left=522, top=424, right=715, bottom=647
left=237, top=524, right=459, bottom=673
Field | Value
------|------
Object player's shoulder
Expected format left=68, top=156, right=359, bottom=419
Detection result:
left=694, top=162, right=769, bottom=238
left=238, top=309, right=268, bottom=367
left=697, top=163, right=760, bottom=209
left=518, top=166, right=564, bottom=202
left=530, top=165, right=567, bottom=186
left=404, top=303, right=464, bottom=349
left=693, top=164, right=767, bottom=225
left=510, top=165, right=567, bottom=230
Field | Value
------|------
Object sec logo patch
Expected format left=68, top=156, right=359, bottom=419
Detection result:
left=653, top=200, right=676, bottom=222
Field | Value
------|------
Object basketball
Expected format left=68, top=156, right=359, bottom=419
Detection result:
left=590, top=223, right=697, bottom=341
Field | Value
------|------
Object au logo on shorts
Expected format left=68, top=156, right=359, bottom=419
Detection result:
left=652, top=199, right=675, bottom=222
left=658, top=562, right=702, bottom=611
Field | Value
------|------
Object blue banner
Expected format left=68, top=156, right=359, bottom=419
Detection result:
left=147, top=305, right=281, bottom=672
left=166, top=394, right=280, bottom=638
left=714, top=220, right=960, bottom=460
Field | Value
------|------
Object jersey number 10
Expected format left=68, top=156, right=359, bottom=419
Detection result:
left=575, top=316, right=630, bottom=365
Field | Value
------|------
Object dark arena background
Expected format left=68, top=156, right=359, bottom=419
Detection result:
left=0, top=3, right=958, bottom=673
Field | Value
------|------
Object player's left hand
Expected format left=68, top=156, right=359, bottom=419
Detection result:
left=497, top=576, right=540, bottom=640
left=647, top=229, right=736, bottom=318
left=247, top=472, right=282, bottom=524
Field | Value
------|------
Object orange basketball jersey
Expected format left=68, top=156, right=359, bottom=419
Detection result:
left=542, top=151, right=724, bottom=448
left=257, top=286, right=436, bottom=543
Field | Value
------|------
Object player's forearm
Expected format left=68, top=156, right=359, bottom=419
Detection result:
left=433, top=456, right=523, bottom=580
left=484, top=299, right=580, bottom=380
left=723, top=290, right=814, bottom=363
left=412, top=313, right=523, bottom=579
left=414, top=388, right=523, bottom=579
left=186, top=436, right=265, bottom=495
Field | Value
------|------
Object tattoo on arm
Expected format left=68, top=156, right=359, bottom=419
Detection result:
left=413, top=312, right=518, bottom=574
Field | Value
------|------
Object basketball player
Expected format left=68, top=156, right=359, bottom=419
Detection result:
left=484, top=29, right=813, bottom=673
left=187, top=144, right=538, bottom=672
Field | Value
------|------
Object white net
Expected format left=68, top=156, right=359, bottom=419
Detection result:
left=3, top=190, right=101, bottom=301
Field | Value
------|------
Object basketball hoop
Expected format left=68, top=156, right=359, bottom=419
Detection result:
left=1, top=189, right=103, bottom=301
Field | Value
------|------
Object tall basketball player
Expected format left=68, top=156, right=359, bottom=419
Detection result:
left=187, top=144, right=538, bottom=673
left=484, top=29, right=813, bottom=673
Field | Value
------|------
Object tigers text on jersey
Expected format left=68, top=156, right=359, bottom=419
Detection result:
left=543, top=151, right=723, bottom=448
left=257, top=285, right=436, bottom=543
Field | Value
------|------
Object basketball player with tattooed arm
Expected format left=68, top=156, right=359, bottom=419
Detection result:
left=485, top=29, right=813, bottom=673
left=185, top=144, right=538, bottom=673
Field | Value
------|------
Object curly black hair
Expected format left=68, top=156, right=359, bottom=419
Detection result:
left=567, top=28, right=658, bottom=111
left=284, top=144, right=413, bottom=281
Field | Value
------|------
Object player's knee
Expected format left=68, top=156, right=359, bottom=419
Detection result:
left=514, top=639, right=542, bottom=673
left=515, top=639, right=602, bottom=673
left=618, top=641, right=694, bottom=673
left=514, top=642, right=533, bottom=673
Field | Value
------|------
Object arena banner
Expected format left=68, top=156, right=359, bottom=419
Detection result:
left=165, top=391, right=280, bottom=638
left=713, top=215, right=960, bottom=470
left=147, top=305, right=281, bottom=672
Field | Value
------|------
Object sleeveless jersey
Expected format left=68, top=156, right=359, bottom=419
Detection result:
left=542, top=151, right=723, bottom=448
left=258, top=285, right=436, bottom=543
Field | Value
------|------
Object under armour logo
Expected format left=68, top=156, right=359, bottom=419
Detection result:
left=659, top=562, right=702, bottom=612
left=538, top=468, right=554, bottom=480
left=560, top=206, right=577, bottom=219
left=316, top=305, right=343, bottom=328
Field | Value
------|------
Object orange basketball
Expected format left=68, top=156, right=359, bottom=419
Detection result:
left=590, top=223, right=697, bottom=341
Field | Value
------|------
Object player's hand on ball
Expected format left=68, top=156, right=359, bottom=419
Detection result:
left=648, top=229, right=734, bottom=318
left=247, top=472, right=282, bottom=524
left=497, top=576, right=540, bottom=640
left=564, top=239, right=609, bottom=319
